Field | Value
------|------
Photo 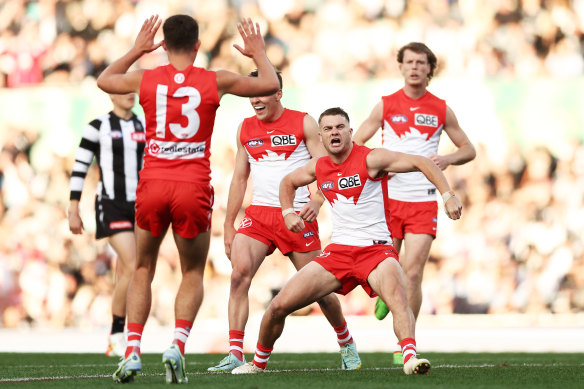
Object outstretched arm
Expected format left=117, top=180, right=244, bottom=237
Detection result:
left=367, top=149, right=462, bottom=220
left=223, top=124, right=250, bottom=259
left=97, top=15, right=163, bottom=93
left=216, top=18, right=279, bottom=99
left=428, top=105, right=476, bottom=169
left=354, top=100, right=383, bottom=145
left=279, top=159, right=318, bottom=232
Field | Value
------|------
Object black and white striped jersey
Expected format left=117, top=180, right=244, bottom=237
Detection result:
left=69, top=111, right=146, bottom=202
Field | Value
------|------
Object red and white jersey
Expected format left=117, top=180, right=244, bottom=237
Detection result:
left=139, top=64, right=220, bottom=183
left=241, top=109, right=311, bottom=208
left=381, top=89, right=446, bottom=202
left=316, top=143, right=391, bottom=246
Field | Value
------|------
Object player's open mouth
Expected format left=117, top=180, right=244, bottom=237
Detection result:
left=330, top=138, right=341, bottom=146
left=254, top=105, right=266, bottom=112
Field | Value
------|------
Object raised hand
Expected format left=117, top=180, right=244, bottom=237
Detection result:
left=134, top=15, right=163, bottom=54
left=233, top=18, right=266, bottom=59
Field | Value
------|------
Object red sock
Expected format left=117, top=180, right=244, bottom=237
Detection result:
left=172, top=319, right=192, bottom=355
left=333, top=320, right=354, bottom=346
left=252, top=342, right=273, bottom=370
left=399, top=337, right=417, bottom=364
left=125, top=323, right=144, bottom=358
left=229, top=330, right=245, bottom=361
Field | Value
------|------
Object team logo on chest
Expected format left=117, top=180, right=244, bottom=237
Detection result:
left=247, top=138, right=264, bottom=147
left=338, top=174, right=362, bottom=189
left=391, top=114, right=408, bottom=123
left=271, top=134, right=296, bottom=147
left=321, top=181, right=334, bottom=191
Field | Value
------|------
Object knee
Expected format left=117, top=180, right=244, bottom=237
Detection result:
left=403, top=266, right=422, bottom=286
left=267, top=297, right=292, bottom=320
left=230, top=267, right=252, bottom=291
left=116, top=258, right=135, bottom=278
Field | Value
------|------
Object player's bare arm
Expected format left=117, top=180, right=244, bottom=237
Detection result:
left=223, top=124, right=251, bottom=259
left=353, top=100, right=383, bottom=145
left=428, top=105, right=476, bottom=170
left=280, top=159, right=318, bottom=232
left=297, top=114, right=326, bottom=222
left=216, top=18, right=279, bottom=99
left=97, top=15, right=162, bottom=94
left=366, top=148, right=462, bottom=219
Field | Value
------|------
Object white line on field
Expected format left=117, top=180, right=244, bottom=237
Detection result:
left=2, top=363, right=582, bottom=383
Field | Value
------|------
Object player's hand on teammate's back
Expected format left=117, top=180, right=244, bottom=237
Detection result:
left=134, top=15, right=163, bottom=54
left=444, top=195, right=462, bottom=220
left=298, top=200, right=320, bottom=223
left=284, top=213, right=305, bottom=233
left=233, top=18, right=266, bottom=59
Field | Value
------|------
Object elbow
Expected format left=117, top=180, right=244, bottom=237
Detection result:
left=467, top=144, right=477, bottom=161
left=266, top=80, right=279, bottom=95
left=96, top=75, right=108, bottom=92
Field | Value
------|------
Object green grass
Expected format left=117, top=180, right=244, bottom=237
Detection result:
left=1, top=352, right=582, bottom=388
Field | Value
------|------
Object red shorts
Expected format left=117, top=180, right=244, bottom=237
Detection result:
left=237, top=205, right=320, bottom=255
left=388, top=199, right=437, bottom=240
left=135, top=179, right=214, bottom=238
left=314, top=243, right=399, bottom=297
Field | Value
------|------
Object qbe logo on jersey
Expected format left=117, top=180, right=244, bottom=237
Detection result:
left=271, top=134, right=296, bottom=147
left=414, top=113, right=438, bottom=127
left=338, top=174, right=361, bottom=189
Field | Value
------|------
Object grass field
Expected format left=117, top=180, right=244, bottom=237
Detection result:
left=1, top=352, right=582, bottom=388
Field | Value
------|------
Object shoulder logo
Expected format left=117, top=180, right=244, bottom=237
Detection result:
left=410, top=107, right=420, bottom=111
left=321, top=181, right=334, bottom=191
left=391, top=114, right=408, bottom=124
left=267, top=130, right=275, bottom=134
left=174, top=73, right=185, bottom=84
left=247, top=138, right=264, bottom=147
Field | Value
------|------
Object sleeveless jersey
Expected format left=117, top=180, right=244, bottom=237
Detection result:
left=315, top=143, right=391, bottom=246
left=139, top=64, right=219, bottom=183
left=240, top=109, right=311, bottom=208
left=381, top=89, right=446, bottom=202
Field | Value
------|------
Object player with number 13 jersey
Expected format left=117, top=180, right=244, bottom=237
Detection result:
left=139, top=66, right=218, bottom=184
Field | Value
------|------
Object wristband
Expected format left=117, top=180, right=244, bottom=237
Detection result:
left=282, top=208, right=296, bottom=217
left=441, top=190, right=455, bottom=204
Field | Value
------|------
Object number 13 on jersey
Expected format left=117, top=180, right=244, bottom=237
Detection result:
left=155, top=84, right=201, bottom=139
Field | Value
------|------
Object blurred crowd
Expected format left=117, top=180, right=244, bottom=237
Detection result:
left=1, top=0, right=583, bottom=88
left=1, top=127, right=583, bottom=329
left=1, top=0, right=584, bottom=329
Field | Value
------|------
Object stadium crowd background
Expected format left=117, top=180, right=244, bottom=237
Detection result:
left=0, top=0, right=583, bottom=331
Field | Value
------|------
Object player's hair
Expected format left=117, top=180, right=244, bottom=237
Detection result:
left=249, top=69, right=283, bottom=89
left=397, top=42, right=437, bottom=82
left=318, top=107, right=350, bottom=125
left=163, top=15, right=199, bottom=52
